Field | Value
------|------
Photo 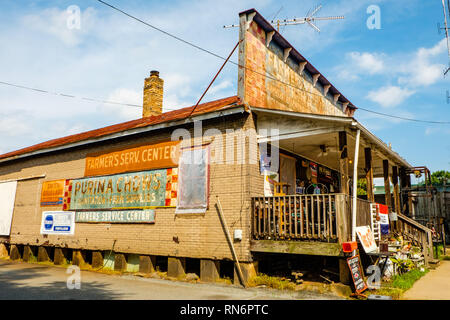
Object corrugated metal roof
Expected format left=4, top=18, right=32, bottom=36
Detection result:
left=0, top=96, right=242, bottom=162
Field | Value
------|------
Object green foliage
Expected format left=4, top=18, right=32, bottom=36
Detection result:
left=430, top=170, right=450, bottom=185
left=372, top=268, right=428, bottom=299
left=391, top=269, right=429, bottom=290
left=390, top=257, right=415, bottom=274
left=357, top=178, right=367, bottom=196
left=419, top=170, right=450, bottom=186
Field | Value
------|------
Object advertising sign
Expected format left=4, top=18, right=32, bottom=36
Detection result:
left=40, top=211, right=75, bottom=235
left=356, top=226, right=378, bottom=253
left=70, top=169, right=169, bottom=210
left=0, top=181, right=17, bottom=236
left=75, top=210, right=155, bottom=223
left=377, top=204, right=390, bottom=235
left=40, top=180, right=66, bottom=206
left=84, top=141, right=180, bottom=177
left=347, top=255, right=368, bottom=293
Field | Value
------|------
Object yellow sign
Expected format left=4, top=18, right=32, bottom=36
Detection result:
left=84, top=141, right=180, bottom=177
left=41, top=180, right=66, bottom=206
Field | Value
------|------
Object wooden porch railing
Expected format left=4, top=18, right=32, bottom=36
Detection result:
left=396, top=213, right=433, bottom=262
left=252, top=194, right=351, bottom=243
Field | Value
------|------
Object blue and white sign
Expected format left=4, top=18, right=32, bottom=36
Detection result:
left=40, top=211, right=75, bottom=235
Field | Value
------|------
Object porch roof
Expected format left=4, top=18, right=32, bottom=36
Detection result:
left=252, top=107, right=412, bottom=178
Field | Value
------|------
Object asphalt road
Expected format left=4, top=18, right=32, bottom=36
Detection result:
left=0, top=259, right=343, bottom=300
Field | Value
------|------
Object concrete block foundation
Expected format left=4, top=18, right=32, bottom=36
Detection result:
left=200, top=259, right=220, bottom=282
left=0, top=243, right=8, bottom=258
left=54, top=248, right=68, bottom=265
left=72, top=250, right=85, bottom=266
left=37, top=247, right=50, bottom=262
left=168, top=257, right=186, bottom=278
left=114, top=253, right=127, bottom=272
left=139, top=255, right=156, bottom=274
left=9, top=245, right=21, bottom=261
left=234, top=261, right=258, bottom=286
left=92, top=251, right=103, bottom=269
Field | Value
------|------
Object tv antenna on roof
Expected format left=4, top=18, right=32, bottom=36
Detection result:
left=438, top=0, right=450, bottom=76
left=223, top=4, right=345, bottom=33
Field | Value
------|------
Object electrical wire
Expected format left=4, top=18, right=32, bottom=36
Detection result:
left=0, top=80, right=183, bottom=112
left=95, top=0, right=450, bottom=125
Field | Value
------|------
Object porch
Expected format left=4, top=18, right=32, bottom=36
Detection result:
left=250, top=108, right=433, bottom=260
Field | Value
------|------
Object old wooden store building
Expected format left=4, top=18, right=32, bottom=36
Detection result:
left=0, top=9, right=432, bottom=286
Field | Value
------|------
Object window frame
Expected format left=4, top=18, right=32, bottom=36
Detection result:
left=175, top=144, right=210, bottom=214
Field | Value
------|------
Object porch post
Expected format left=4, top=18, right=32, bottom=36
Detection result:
left=392, top=166, right=401, bottom=214
left=382, top=160, right=392, bottom=209
left=351, top=129, right=361, bottom=244
left=364, top=148, right=374, bottom=203
left=339, top=131, right=349, bottom=195
left=399, top=167, right=409, bottom=216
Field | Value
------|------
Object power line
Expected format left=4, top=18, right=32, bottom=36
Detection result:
left=0, top=80, right=185, bottom=112
left=356, top=107, right=450, bottom=124
left=95, top=0, right=450, bottom=125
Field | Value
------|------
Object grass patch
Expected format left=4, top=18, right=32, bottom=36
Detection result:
left=372, top=268, right=429, bottom=299
left=391, top=269, right=429, bottom=290
left=247, top=274, right=296, bottom=291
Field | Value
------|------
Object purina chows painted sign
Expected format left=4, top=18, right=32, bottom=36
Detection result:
left=70, top=169, right=170, bottom=210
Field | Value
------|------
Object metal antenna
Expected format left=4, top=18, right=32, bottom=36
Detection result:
left=224, top=4, right=345, bottom=33
left=440, top=0, right=450, bottom=76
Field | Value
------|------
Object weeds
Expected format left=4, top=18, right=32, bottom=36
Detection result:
left=247, top=274, right=296, bottom=291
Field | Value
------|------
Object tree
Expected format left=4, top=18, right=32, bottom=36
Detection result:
left=430, top=170, right=450, bottom=186
left=357, top=178, right=367, bottom=196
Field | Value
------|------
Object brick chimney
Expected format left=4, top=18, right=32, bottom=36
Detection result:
left=143, top=70, right=164, bottom=117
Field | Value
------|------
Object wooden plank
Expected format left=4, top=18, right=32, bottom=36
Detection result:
left=317, top=195, right=321, bottom=239
left=339, top=131, right=349, bottom=195
left=262, top=197, right=266, bottom=236
left=216, top=196, right=247, bottom=288
left=311, top=196, right=316, bottom=238
left=300, top=196, right=304, bottom=238
left=250, top=240, right=343, bottom=257
left=365, top=148, right=374, bottom=203
left=328, top=195, right=333, bottom=240
left=271, top=197, right=275, bottom=237
left=322, top=195, right=326, bottom=240
left=305, top=196, right=310, bottom=238
left=288, top=196, right=292, bottom=238
left=294, top=196, right=298, bottom=238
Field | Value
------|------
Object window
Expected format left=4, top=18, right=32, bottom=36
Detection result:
left=175, top=146, right=210, bottom=214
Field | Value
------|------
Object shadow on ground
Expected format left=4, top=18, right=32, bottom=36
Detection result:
left=0, top=262, right=121, bottom=300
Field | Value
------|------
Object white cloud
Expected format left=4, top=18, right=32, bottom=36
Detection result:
left=367, top=86, right=415, bottom=107
left=0, top=114, right=31, bottom=137
left=425, top=127, right=450, bottom=136
left=21, top=7, right=96, bottom=47
left=398, top=39, right=447, bottom=87
left=208, top=80, right=233, bottom=95
left=102, top=88, right=142, bottom=121
left=348, top=52, right=385, bottom=75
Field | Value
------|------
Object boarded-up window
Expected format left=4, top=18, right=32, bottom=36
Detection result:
left=175, top=146, right=210, bottom=213
left=0, top=181, right=17, bottom=236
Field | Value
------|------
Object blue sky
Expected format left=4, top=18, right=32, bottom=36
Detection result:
left=0, top=0, right=449, bottom=176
